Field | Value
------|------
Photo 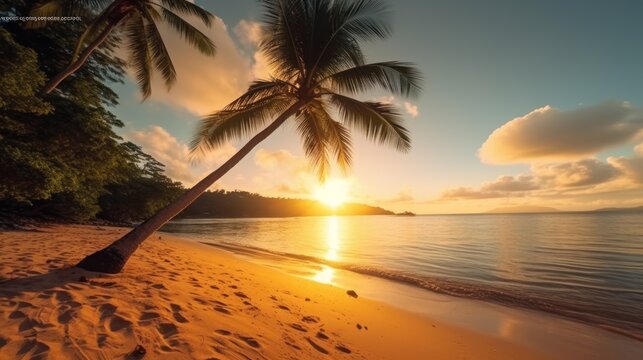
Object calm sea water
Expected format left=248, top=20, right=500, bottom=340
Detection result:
left=161, top=212, right=643, bottom=340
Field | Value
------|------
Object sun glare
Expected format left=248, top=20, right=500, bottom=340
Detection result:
left=314, top=179, right=350, bottom=209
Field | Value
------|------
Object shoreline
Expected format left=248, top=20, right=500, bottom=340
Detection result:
left=194, top=237, right=643, bottom=359
left=193, top=238, right=642, bottom=343
left=0, top=224, right=640, bottom=359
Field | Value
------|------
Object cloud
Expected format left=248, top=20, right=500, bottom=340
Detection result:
left=139, top=14, right=254, bottom=115
left=234, top=20, right=262, bottom=46
left=233, top=20, right=272, bottom=79
left=608, top=156, right=643, bottom=185
left=255, top=149, right=307, bottom=172
left=479, top=101, right=643, bottom=164
left=404, top=101, right=418, bottom=118
left=127, top=125, right=236, bottom=186
left=533, top=159, right=619, bottom=188
left=388, top=188, right=414, bottom=202
left=441, top=153, right=643, bottom=201
left=375, top=96, right=419, bottom=118
left=253, top=148, right=316, bottom=196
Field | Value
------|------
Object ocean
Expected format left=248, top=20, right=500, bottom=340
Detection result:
left=160, top=212, right=643, bottom=340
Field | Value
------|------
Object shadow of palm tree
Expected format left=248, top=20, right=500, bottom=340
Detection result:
left=0, top=267, right=106, bottom=299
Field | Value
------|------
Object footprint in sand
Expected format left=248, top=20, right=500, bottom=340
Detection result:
left=233, top=291, right=249, bottom=299
left=316, top=331, right=329, bottom=340
left=236, top=335, right=261, bottom=349
left=157, top=322, right=179, bottom=339
left=214, top=306, right=231, bottom=315
left=9, top=310, right=26, bottom=319
left=215, top=329, right=231, bottom=336
left=109, top=315, right=132, bottom=332
left=139, top=312, right=160, bottom=321
left=170, top=303, right=189, bottom=323
left=18, top=317, right=38, bottom=332
left=305, top=337, right=328, bottom=354
left=289, top=323, right=308, bottom=332
left=335, top=344, right=352, bottom=354
left=301, top=315, right=319, bottom=323
left=16, top=339, right=49, bottom=358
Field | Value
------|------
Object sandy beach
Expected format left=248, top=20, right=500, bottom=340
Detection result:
left=0, top=224, right=567, bottom=359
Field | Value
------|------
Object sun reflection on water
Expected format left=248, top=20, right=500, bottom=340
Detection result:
left=313, top=265, right=335, bottom=284
left=312, top=216, right=341, bottom=284
left=325, top=216, right=340, bottom=261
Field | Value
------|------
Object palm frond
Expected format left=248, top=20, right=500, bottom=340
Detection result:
left=159, top=7, right=216, bottom=56
left=323, top=61, right=422, bottom=98
left=141, top=10, right=177, bottom=90
left=307, top=0, right=390, bottom=81
left=296, top=103, right=331, bottom=180
left=159, top=0, right=214, bottom=27
left=191, top=95, right=295, bottom=156
left=259, top=0, right=307, bottom=79
left=125, top=14, right=153, bottom=99
left=309, top=101, right=352, bottom=172
left=329, top=93, right=411, bottom=152
left=224, top=79, right=296, bottom=110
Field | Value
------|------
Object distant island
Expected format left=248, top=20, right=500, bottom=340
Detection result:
left=485, top=205, right=643, bottom=215
left=486, top=206, right=560, bottom=214
left=177, top=190, right=394, bottom=218
left=590, top=205, right=643, bottom=213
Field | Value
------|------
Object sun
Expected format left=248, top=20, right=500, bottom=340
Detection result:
left=314, top=179, right=350, bottom=209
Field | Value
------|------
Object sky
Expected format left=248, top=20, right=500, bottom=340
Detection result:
left=110, top=0, right=643, bottom=214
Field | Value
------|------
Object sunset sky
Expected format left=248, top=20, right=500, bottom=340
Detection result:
left=110, top=0, right=643, bottom=214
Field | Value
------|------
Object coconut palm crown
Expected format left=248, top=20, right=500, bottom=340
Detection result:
left=31, top=0, right=216, bottom=97
left=191, top=0, right=422, bottom=179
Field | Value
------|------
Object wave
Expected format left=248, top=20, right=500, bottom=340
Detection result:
left=201, top=241, right=643, bottom=342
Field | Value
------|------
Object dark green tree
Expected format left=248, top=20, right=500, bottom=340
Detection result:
left=0, top=1, right=184, bottom=221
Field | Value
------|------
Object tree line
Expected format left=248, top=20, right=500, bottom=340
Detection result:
left=176, top=190, right=393, bottom=218
left=0, top=0, right=183, bottom=224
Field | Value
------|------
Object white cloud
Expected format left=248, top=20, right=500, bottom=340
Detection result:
left=374, top=96, right=419, bottom=118
left=479, top=101, right=643, bottom=164
left=127, top=125, right=236, bottom=186
left=234, top=20, right=262, bottom=46
left=404, top=101, right=418, bottom=118
left=233, top=19, right=272, bottom=80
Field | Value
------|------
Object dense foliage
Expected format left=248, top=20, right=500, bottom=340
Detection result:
left=0, top=0, right=183, bottom=222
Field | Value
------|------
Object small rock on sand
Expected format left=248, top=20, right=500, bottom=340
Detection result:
left=346, top=290, right=358, bottom=298
left=130, top=344, right=146, bottom=358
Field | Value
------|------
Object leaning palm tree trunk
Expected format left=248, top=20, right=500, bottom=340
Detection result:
left=42, top=15, right=125, bottom=94
left=76, top=101, right=304, bottom=273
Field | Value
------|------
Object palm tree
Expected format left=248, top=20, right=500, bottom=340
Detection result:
left=31, top=0, right=216, bottom=97
left=76, top=0, right=422, bottom=274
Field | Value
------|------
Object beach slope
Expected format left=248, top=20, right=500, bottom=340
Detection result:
left=0, top=225, right=552, bottom=359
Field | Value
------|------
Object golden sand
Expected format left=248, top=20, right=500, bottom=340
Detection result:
left=0, top=224, right=556, bottom=359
